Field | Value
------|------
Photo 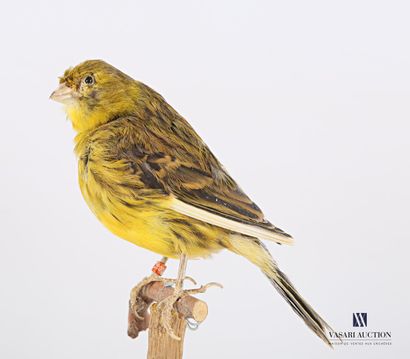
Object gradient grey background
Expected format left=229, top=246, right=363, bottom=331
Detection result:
left=0, top=1, right=408, bottom=358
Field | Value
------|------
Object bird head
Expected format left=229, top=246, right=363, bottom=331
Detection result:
left=50, top=60, right=139, bottom=132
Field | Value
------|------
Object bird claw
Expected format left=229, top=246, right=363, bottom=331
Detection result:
left=164, top=276, right=197, bottom=287
left=183, top=276, right=197, bottom=285
left=130, top=274, right=176, bottom=319
left=133, top=299, right=148, bottom=320
left=184, top=281, right=223, bottom=295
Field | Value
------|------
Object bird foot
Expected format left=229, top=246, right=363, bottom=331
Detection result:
left=130, top=274, right=199, bottom=320
left=130, top=274, right=175, bottom=320
left=184, top=281, right=223, bottom=296
left=157, top=280, right=223, bottom=340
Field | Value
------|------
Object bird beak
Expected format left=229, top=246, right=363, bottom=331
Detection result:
left=49, top=83, right=76, bottom=104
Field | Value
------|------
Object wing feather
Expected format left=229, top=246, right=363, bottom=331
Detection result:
left=170, top=198, right=293, bottom=245
left=100, top=109, right=293, bottom=244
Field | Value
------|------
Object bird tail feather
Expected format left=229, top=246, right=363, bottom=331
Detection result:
left=227, top=234, right=333, bottom=347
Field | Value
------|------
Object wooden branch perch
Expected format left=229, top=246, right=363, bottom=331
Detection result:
left=127, top=281, right=209, bottom=359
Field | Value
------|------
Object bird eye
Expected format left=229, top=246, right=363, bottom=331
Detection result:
left=83, top=75, right=95, bottom=85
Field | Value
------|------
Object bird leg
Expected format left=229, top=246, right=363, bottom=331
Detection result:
left=157, top=254, right=223, bottom=340
left=156, top=254, right=187, bottom=340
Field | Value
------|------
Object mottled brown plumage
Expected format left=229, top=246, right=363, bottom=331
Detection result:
left=51, top=59, right=332, bottom=346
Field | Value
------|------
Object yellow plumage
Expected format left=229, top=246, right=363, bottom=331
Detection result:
left=51, top=59, right=332, bottom=345
left=74, top=117, right=240, bottom=258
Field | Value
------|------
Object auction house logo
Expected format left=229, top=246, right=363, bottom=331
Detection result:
left=353, top=313, right=367, bottom=327
left=328, top=312, right=392, bottom=346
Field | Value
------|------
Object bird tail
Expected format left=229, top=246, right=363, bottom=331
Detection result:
left=227, top=234, right=333, bottom=347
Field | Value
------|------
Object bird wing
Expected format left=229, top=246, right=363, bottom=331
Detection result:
left=109, top=114, right=293, bottom=245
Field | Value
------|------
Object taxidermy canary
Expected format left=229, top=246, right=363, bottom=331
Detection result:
left=51, top=60, right=332, bottom=345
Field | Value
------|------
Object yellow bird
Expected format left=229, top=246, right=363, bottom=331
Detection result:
left=51, top=59, right=332, bottom=345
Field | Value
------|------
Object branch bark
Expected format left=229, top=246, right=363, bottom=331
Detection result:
left=127, top=281, right=209, bottom=359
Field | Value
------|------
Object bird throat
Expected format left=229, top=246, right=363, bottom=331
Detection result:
left=65, top=102, right=110, bottom=133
